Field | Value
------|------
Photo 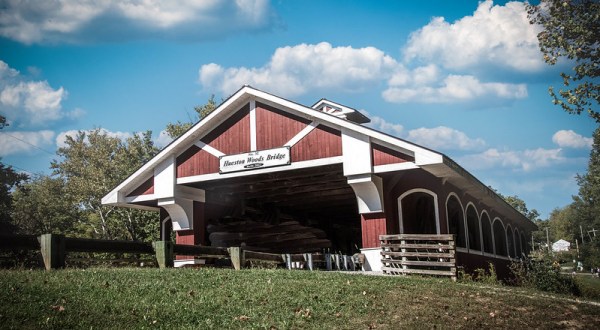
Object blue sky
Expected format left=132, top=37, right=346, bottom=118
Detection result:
left=0, top=0, right=597, bottom=219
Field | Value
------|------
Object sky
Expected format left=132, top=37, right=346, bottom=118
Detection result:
left=0, top=0, right=597, bottom=219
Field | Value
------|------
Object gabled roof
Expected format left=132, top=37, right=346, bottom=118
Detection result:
left=101, top=85, right=536, bottom=231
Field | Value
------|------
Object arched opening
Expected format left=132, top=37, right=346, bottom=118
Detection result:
left=514, top=228, right=522, bottom=258
left=466, top=204, right=481, bottom=251
left=481, top=212, right=493, bottom=253
left=521, top=233, right=528, bottom=255
left=493, top=219, right=507, bottom=256
left=446, top=194, right=466, bottom=248
left=506, top=225, right=515, bottom=258
left=400, top=190, right=438, bottom=234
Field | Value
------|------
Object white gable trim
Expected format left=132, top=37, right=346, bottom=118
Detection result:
left=284, top=121, right=318, bottom=147
left=102, top=86, right=443, bottom=206
left=194, top=141, right=225, bottom=158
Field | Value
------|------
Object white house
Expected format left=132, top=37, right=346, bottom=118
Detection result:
left=552, top=239, right=571, bottom=252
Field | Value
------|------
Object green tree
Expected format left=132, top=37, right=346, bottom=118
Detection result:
left=11, top=174, right=80, bottom=235
left=165, top=95, right=217, bottom=139
left=570, top=127, right=600, bottom=266
left=527, top=0, right=600, bottom=121
left=491, top=189, right=541, bottom=222
left=51, top=129, right=160, bottom=241
left=547, top=205, right=576, bottom=242
left=571, top=127, right=600, bottom=239
left=0, top=115, right=7, bottom=129
left=0, top=160, right=28, bottom=234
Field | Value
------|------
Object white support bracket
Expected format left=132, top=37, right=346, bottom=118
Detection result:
left=347, top=174, right=384, bottom=214
left=157, top=197, right=193, bottom=231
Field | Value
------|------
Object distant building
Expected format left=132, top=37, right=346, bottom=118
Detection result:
left=552, top=239, right=571, bottom=252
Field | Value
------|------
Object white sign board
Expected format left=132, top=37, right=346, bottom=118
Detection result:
left=220, top=147, right=291, bottom=174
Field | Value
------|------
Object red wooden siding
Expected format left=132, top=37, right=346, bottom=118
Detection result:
left=256, top=102, right=311, bottom=150
left=361, top=212, right=387, bottom=248
left=127, top=177, right=154, bottom=197
left=291, top=125, right=342, bottom=162
left=201, top=104, right=251, bottom=155
left=177, top=145, right=220, bottom=178
left=372, top=143, right=414, bottom=166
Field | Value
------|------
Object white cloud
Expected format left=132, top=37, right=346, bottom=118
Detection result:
left=0, top=130, right=55, bottom=156
left=383, top=73, right=527, bottom=104
left=154, top=130, right=174, bottom=149
left=199, top=42, right=402, bottom=97
left=552, top=130, right=593, bottom=149
left=56, top=128, right=133, bottom=148
left=459, top=147, right=565, bottom=172
left=403, top=0, right=544, bottom=72
left=0, top=60, right=76, bottom=127
left=361, top=110, right=404, bottom=137
left=0, top=0, right=276, bottom=44
left=406, top=126, right=486, bottom=151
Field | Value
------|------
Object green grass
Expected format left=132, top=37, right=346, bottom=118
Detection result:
left=1, top=268, right=599, bottom=329
left=576, top=275, right=600, bottom=298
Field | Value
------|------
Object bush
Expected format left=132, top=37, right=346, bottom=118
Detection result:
left=458, top=263, right=499, bottom=285
left=509, top=255, right=580, bottom=296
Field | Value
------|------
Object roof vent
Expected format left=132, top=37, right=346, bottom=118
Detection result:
left=311, top=99, right=370, bottom=124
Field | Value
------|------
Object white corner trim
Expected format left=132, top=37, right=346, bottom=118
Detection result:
left=360, top=247, right=383, bottom=271
left=194, top=141, right=225, bottom=158
left=175, top=185, right=206, bottom=202
left=341, top=128, right=372, bottom=176
left=124, top=194, right=157, bottom=204
left=284, top=122, right=319, bottom=147
left=250, top=99, right=257, bottom=151
left=373, top=162, right=418, bottom=173
left=154, top=156, right=176, bottom=200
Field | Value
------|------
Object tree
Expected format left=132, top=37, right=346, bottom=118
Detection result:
left=50, top=129, right=160, bottom=241
left=165, top=95, right=217, bottom=139
left=0, top=115, right=7, bottom=129
left=547, top=205, right=576, bottom=242
left=527, top=0, right=600, bottom=121
left=491, top=189, right=541, bottom=223
left=11, top=174, right=81, bottom=235
left=0, top=160, right=28, bottom=234
left=571, top=126, right=600, bottom=239
left=569, top=126, right=600, bottom=266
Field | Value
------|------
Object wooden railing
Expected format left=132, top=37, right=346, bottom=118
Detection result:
left=0, top=234, right=361, bottom=272
left=380, top=234, right=457, bottom=281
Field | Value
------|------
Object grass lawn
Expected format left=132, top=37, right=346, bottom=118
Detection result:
left=1, top=268, right=599, bottom=329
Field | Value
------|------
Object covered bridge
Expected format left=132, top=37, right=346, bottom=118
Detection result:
left=102, top=86, right=537, bottom=274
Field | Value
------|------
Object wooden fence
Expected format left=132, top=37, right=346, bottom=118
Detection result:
left=380, top=234, right=457, bottom=281
left=0, top=234, right=360, bottom=272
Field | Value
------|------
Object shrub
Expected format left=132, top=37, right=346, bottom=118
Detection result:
left=458, top=263, right=499, bottom=285
left=509, top=255, right=580, bottom=296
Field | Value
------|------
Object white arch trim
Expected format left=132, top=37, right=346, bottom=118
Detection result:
left=464, top=202, right=481, bottom=252
left=480, top=210, right=493, bottom=254
left=514, top=227, right=522, bottom=257
left=492, top=217, right=505, bottom=256
left=444, top=192, right=465, bottom=237
left=505, top=224, right=514, bottom=258
left=398, top=188, right=440, bottom=234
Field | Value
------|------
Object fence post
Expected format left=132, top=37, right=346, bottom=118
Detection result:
left=325, top=253, right=332, bottom=271
left=304, top=253, right=313, bottom=271
left=40, top=234, right=65, bottom=270
left=153, top=241, right=173, bottom=269
left=228, top=247, right=245, bottom=270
